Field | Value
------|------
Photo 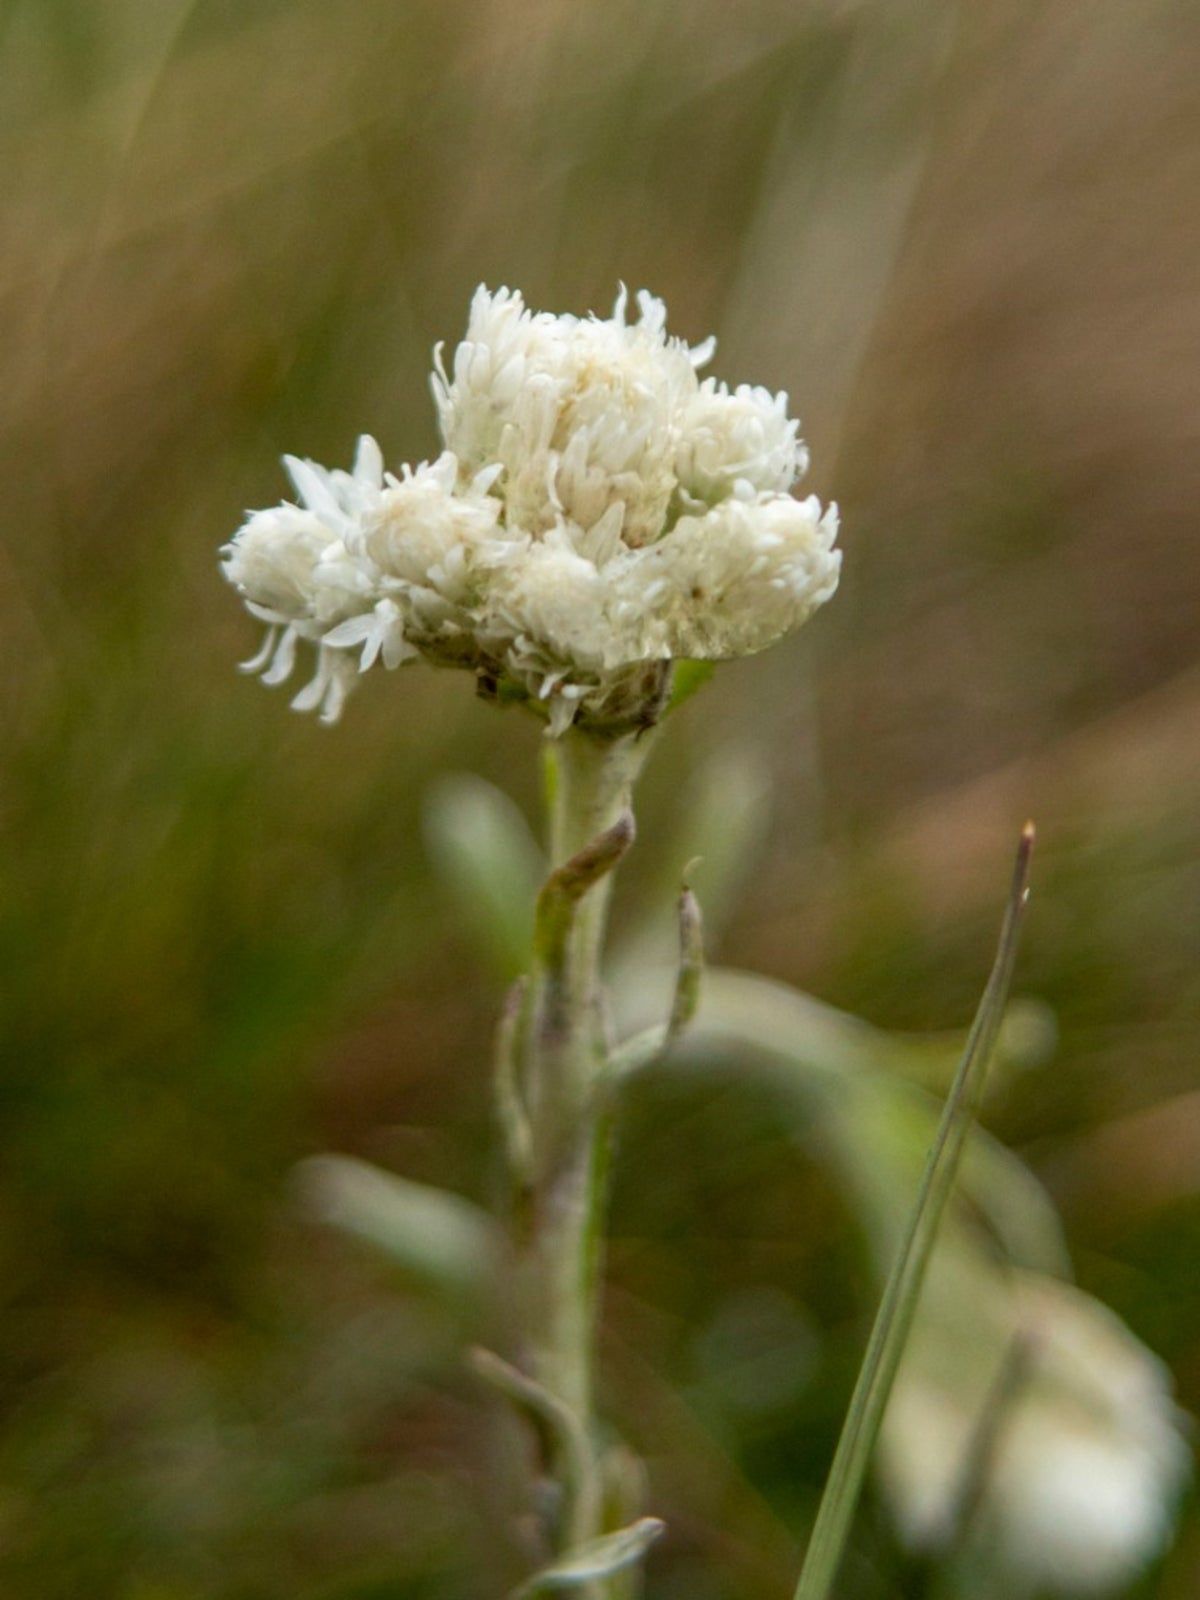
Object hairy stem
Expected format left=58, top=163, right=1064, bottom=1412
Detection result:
left=514, top=727, right=651, bottom=1560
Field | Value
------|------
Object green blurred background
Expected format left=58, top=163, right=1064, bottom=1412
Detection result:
left=2, top=0, right=1198, bottom=1595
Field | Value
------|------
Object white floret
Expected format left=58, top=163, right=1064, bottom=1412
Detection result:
left=433, top=285, right=712, bottom=549
left=352, top=452, right=506, bottom=606
left=618, top=492, right=841, bottom=660
left=288, top=645, right=361, bottom=725
left=220, top=505, right=332, bottom=621
left=675, top=378, right=808, bottom=507
left=485, top=528, right=640, bottom=680
left=219, top=436, right=392, bottom=716
left=221, top=434, right=388, bottom=628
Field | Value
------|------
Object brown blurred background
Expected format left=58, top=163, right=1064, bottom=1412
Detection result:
left=2, top=1, right=1198, bottom=1595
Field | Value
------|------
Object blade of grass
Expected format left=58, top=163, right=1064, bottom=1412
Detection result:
left=793, top=823, right=1035, bottom=1600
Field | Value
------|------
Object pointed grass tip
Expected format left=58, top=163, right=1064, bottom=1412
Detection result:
left=1013, top=820, right=1036, bottom=905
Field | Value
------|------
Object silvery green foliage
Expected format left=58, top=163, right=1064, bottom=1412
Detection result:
left=513, top=1518, right=665, bottom=1596
left=221, top=288, right=840, bottom=734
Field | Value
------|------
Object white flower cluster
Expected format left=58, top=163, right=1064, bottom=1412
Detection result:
left=880, top=1250, right=1191, bottom=1596
left=221, top=286, right=840, bottom=733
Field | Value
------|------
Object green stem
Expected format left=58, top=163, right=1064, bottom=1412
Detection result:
left=517, top=728, right=652, bottom=1556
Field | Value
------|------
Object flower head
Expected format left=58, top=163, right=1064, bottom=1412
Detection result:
left=221, top=285, right=841, bottom=732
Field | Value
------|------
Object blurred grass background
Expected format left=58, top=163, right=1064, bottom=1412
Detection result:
left=2, top=0, right=1199, bottom=1595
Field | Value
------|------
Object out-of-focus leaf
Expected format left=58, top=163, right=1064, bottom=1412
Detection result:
left=640, top=968, right=1068, bottom=1276
left=294, top=1154, right=498, bottom=1309
left=651, top=964, right=1053, bottom=1097
left=837, top=1085, right=1069, bottom=1278
left=514, top=1518, right=665, bottom=1595
left=670, top=754, right=772, bottom=938
left=611, top=752, right=770, bottom=1012
left=842, top=998, right=1059, bottom=1098
left=423, top=773, right=545, bottom=976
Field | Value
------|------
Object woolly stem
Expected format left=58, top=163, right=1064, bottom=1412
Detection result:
left=513, top=727, right=651, bottom=1567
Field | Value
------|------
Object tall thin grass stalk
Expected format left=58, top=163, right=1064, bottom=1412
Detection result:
left=792, top=823, right=1034, bottom=1600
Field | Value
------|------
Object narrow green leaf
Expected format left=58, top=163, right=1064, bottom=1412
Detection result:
left=470, top=1347, right=597, bottom=1540
left=620, top=967, right=1068, bottom=1276
left=793, top=823, right=1035, bottom=1600
left=295, top=1155, right=497, bottom=1306
left=514, top=1518, right=666, bottom=1596
left=494, top=977, right=534, bottom=1180
left=606, top=878, right=705, bottom=1083
left=534, top=810, right=636, bottom=970
left=667, top=883, right=704, bottom=1038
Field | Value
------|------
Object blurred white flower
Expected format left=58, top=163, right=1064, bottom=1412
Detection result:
left=879, top=1248, right=1191, bottom=1595
left=221, top=285, right=841, bottom=731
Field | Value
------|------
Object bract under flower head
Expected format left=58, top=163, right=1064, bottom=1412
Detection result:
left=221, top=285, right=841, bottom=733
